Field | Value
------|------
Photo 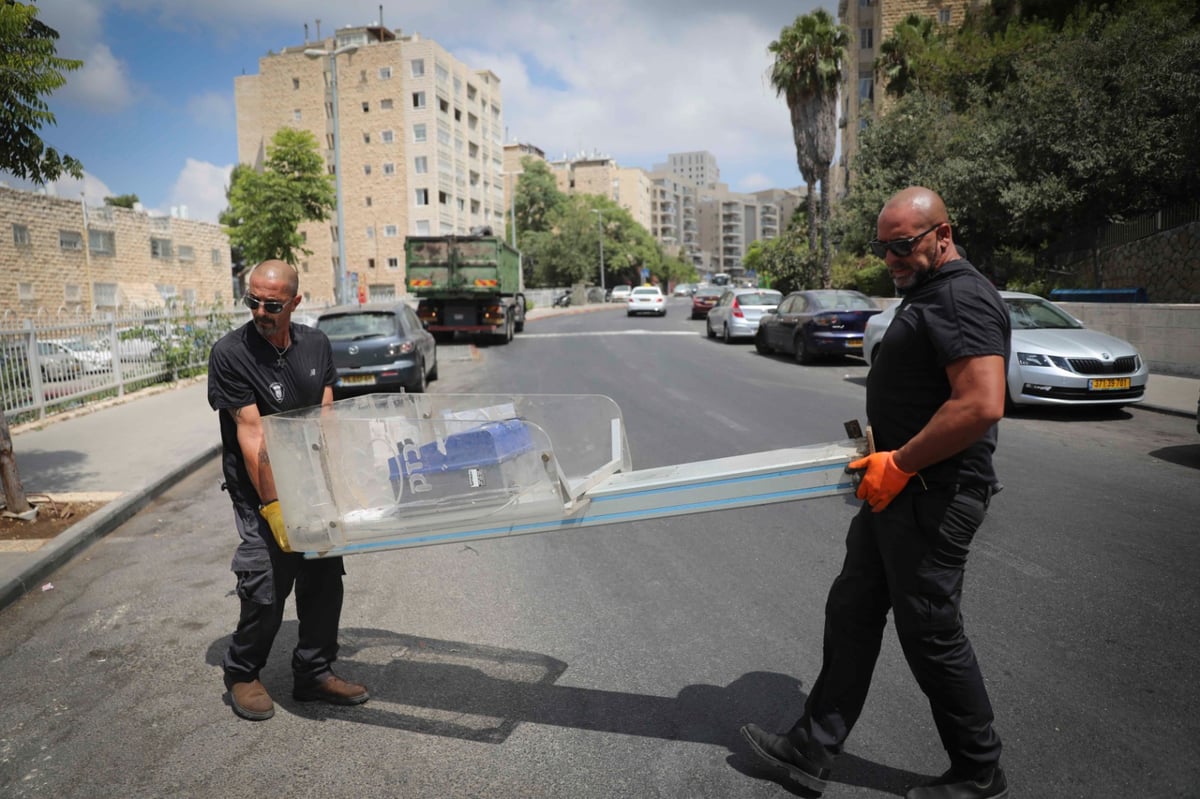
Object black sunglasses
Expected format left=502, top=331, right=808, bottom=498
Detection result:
left=869, top=222, right=943, bottom=259
left=243, top=294, right=291, bottom=314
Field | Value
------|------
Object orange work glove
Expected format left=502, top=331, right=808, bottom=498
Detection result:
left=846, top=451, right=916, bottom=512
left=259, top=500, right=292, bottom=552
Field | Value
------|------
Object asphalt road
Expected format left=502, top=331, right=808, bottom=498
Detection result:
left=1, top=296, right=1198, bottom=798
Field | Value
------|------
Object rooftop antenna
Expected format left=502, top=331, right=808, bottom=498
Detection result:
left=379, top=4, right=383, bottom=29
left=304, top=22, right=309, bottom=43
left=316, top=18, right=321, bottom=39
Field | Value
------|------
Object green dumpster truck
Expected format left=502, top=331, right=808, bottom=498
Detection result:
left=406, top=231, right=526, bottom=345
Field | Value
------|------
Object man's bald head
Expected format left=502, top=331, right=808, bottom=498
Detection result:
left=880, top=186, right=948, bottom=230
left=248, top=260, right=299, bottom=296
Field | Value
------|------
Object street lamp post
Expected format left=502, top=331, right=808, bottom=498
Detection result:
left=592, top=209, right=606, bottom=294
left=305, top=44, right=358, bottom=304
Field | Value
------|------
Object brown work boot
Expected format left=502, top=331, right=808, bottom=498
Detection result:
left=226, top=678, right=274, bottom=721
left=293, top=673, right=369, bottom=706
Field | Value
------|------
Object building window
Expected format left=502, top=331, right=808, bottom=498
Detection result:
left=413, top=123, right=427, bottom=142
left=178, top=244, right=195, bottom=262
left=414, top=156, right=428, bottom=174
left=293, top=109, right=301, bottom=121
left=364, top=164, right=372, bottom=175
left=411, top=58, right=425, bottom=77
left=415, top=220, right=431, bottom=235
left=412, top=91, right=426, bottom=109
left=938, top=8, right=951, bottom=23
left=64, top=284, right=81, bottom=302
left=384, top=225, right=399, bottom=237
left=859, top=78, right=873, bottom=101
left=293, top=77, right=301, bottom=89
left=387, top=257, right=399, bottom=269
left=383, top=162, right=396, bottom=176
left=381, top=129, right=394, bottom=143
left=438, top=98, right=450, bottom=114
left=415, top=188, right=429, bottom=206
left=380, top=98, right=393, bottom=110
left=155, top=283, right=177, bottom=302
left=367, top=258, right=376, bottom=269
left=859, top=0, right=873, bottom=5
left=363, top=132, right=371, bottom=144
left=859, top=28, right=873, bottom=49
left=365, top=196, right=373, bottom=207
left=379, top=66, right=392, bottom=80
left=59, top=230, right=83, bottom=251
left=88, top=229, right=115, bottom=255
left=457, top=198, right=465, bottom=211
left=12, top=223, right=31, bottom=246
left=18, top=282, right=34, bottom=301
left=211, top=248, right=222, bottom=265
left=366, top=226, right=375, bottom=239
left=151, top=237, right=173, bottom=259
left=93, top=282, right=117, bottom=306
left=438, top=191, right=449, bottom=205
left=361, top=101, right=370, bottom=112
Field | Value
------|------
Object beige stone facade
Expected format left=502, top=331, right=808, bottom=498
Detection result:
left=0, top=186, right=231, bottom=319
left=235, top=25, right=504, bottom=304
left=836, top=0, right=982, bottom=197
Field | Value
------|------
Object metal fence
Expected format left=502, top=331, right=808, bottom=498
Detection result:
left=0, top=303, right=250, bottom=424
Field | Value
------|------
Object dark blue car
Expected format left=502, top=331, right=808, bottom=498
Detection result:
left=754, top=290, right=880, bottom=364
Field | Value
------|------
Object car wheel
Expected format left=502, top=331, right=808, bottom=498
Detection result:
left=722, top=324, right=732, bottom=344
left=794, top=332, right=815, bottom=364
left=706, top=318, right=716, bottom=339
left=427, top=350, right=439, bottom=382
left=409, top=359, right=427, bottom=393
left=754, top=329, right=773, bottom=355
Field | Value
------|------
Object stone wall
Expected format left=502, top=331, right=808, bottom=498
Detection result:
left=1065, top=220, right=1200, bottom=304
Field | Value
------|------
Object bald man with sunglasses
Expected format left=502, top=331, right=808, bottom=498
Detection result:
left=742, top=188, right=1011, bottom=798
left=208, top=260, right=368, bottom=721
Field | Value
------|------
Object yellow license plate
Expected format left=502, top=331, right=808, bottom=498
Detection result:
left=341, top=374, right=375, bottom=386
left=1090, top=377, right=1131, bottom=390
left=847, top=338, right=863, bottom=348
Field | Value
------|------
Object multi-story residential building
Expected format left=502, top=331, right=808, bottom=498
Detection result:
left=545, top=152, right=656, bottom=234
left=235, top=23, right=505, bottom=304
left=647, top=170, right=703, bottom=268
left=836, top=0, right=983, bottom=198
left=0, top=186, right=231, bottom=317
left=695, top=184, right=799, bottom=277
left=654, top=151, right=720, bottom=190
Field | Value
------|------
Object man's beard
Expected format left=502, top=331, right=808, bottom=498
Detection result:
left=895, top=266, right=933, bottom=295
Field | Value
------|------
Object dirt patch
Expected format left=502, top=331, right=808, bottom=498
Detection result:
left=0, top=499, right=109, bottom=542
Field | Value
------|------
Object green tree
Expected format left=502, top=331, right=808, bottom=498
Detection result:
left=768, top=9, right=850, bottom=287
left=222, top=128, right=335, bottom=266
left=0, top=1, right=82, bottom=185
left=876, top=13, right=939, bottom=98
left=514, top=157, right=565, bottom=237
left=103, top=193, right=139, bottom=209
left=0, top=1, right=82, bottom=515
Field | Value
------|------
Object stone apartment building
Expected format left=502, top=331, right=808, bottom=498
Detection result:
left=0, top=186, right=231, bottom=319
left=835, top=0, right=982, bottom=197
left=235, top=23, right=505, bottom=304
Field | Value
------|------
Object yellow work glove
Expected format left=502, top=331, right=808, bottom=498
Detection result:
left=259, top=500, right=292, bottom=552
left=846, top=451, right=916, bottom=512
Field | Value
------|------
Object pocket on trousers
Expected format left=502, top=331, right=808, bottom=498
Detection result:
left=234, top=569, right=274, bottom=606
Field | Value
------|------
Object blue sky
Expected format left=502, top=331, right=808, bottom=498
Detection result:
left=10, top=0, right=827, bottom=224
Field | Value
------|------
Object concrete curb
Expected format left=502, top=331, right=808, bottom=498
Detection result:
left=0, top=443, right=221, bottom=611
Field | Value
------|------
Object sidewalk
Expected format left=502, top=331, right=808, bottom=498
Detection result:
left=1, top=305, right=1196, bottom=611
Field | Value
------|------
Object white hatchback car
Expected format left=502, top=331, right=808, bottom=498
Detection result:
left=864, top=291, right=1149, bottom=408
left=626, top=286, right=667, bottom=316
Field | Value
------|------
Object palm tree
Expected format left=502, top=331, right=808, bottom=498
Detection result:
left=768, top=10, right=850, bottom=288
left=876, top=13, right=938, bottom=99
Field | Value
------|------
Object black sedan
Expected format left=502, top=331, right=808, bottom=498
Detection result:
left=754, top=289, right=881, bottom=364
left=317, top=301, right=438, bottom=397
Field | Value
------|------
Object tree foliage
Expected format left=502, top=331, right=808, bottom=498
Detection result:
left=768, top=9, right=850, bottom=287
left=0, top=0, right=83, bottom=185
left=222, top=128, right=335, bottom=267
left=104, top=193, right=139, bottom=209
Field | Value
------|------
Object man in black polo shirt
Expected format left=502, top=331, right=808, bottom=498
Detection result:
left=741, top=187, right=1011, bottom=798
left=208, top=260, right=368, bottom=721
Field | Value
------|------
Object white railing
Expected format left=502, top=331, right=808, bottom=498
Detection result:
left=0, top=303, right=250, bottom=423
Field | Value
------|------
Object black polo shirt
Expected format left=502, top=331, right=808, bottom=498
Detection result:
left=866, top=259, right=1010, bottom=486
left=208, top=321, right=336, bottom=564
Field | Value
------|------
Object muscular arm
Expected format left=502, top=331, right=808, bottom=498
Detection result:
left=892, top=354, right=1006, bottom=474
left=231, top=402, right=278, bottom=505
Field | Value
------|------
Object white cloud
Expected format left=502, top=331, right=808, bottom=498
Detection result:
left=62, top=43, right=137, bottom=112
left=186, top=91, right=235, bottom=129
left=166, top=159, right=234, bottom=224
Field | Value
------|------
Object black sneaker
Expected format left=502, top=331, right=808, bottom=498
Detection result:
left=740, top=723, right=832, bottom=794
left=905, top=766, right=1009, bottom=799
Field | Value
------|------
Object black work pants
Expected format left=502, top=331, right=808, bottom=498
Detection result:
left=791, top=484, right=1002, bottom=776
left=222, top=546, right=346, bottom=688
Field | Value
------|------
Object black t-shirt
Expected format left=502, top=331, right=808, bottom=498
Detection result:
left=866, top=259, right=1010, bottom=486
left=208, top=321, right=336, bottom=561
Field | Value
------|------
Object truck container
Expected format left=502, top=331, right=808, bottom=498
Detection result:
left=406, top=232, right=526, bottom=345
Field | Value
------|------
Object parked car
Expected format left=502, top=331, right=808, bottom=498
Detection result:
left=705, top=288, right=783, bottom=343
left=864, top=291, right=1150, bottom=408
left=36, top=338, right=112, bottom=381
left=755, top=290, right=881, bottom=363
left=316, top=301, right=437, bottom=397
left=608, top=285, right=633, bottom=303
left=690, top=286, right=724, bottom=319
left=626, top=286, right=667, bottom=316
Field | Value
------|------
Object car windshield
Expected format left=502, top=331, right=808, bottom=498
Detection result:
left=317, top=312, right=397, bottom=341
left=809, top=291, right=876, bottom=311
left=737, top=292, right=782, bottom=306
left=632, top=288, right=659, bottom=296
left=1005, top=298, right=1083, bottom=330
